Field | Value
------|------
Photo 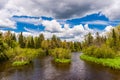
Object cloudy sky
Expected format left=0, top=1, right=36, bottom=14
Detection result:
left=0, top=0, right=120, bottom=41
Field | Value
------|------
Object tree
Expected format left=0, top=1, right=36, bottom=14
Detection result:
left=37, top=34, right=45, bottom=48
left=95, top=32, right=101, bottom=46
left=18, top=32, right=25, bottom=48
left=85, top=32, right=93, bottom=46
left=112, top=29, right=117, bottom=47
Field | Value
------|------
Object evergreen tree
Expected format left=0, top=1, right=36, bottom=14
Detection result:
left=18, top=32, right=25, bottom=48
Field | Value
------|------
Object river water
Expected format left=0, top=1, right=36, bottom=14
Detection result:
left=0, top=53, right=120, bottom=80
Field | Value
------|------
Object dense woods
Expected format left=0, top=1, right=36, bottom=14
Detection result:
left=1, top=25, right=120, bottom=68
left=0, top=31, right=82, bottom=66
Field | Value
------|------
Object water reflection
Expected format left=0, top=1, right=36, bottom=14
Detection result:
left=0, top=53, right=120, bottom=80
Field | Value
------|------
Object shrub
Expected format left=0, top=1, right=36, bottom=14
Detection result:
left=83, top=45, right=115, bottom=58
left=51, top=48, right=71, bottom=59
left=5, top=47, right=45, bottom=66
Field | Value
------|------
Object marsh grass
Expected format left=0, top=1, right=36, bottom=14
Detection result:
left=12, top=61, right=29, bottom=66
left=6, top=47, right=45, bottom=66
left=55, top=58, right=71, bottom=63
left=80, top=54, right=120, bottom=69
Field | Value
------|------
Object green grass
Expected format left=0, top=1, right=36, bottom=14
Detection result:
left=5, top=47, right=45, bottom=66
left=54, top=58, right=71, bottom=63
left=80, top=54, right=120, bottom=69
left=12, top=61, right=29, bottom=66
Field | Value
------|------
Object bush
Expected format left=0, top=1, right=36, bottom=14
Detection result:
left=83, top=45, right=115, bottom=58
left=51, top=48, right=71, bottom=59
left=5, top=47, right=45, bottom=66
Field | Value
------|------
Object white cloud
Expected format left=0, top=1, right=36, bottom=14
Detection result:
left=0, top=0, right=119, bottom=42
left=104, top=25, right=114, bottom=32
left=24, top=27, right=40, bottom=33
left=100, top=25, right=114, bottom=36
left=81, top=20, right=109, bottom=25
left=13, top=17, right=42, bottom=25
left=0, top=9, right=16, bottom=28
left=0, top=23, right=114, bottom=42
left=0, top=0, right=120, bottom=28
left=41, top=21, right=95, bottom=41
left=42, top=20, right=63, bottom=32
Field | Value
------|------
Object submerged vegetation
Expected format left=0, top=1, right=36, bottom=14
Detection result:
left=80, top=25, right=120, bottom=69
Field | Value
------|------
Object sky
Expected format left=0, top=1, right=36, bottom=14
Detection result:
left=0, top=0, right=120, bottom=41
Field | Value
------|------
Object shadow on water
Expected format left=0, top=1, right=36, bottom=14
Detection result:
left=0, top=53, right=120, bottom=80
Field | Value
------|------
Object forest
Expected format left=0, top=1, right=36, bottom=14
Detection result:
left=0, top=31, right=82, bottom=66
left=1, top=25, right=120, bottom=69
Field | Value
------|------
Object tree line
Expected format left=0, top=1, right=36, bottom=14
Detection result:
left=0, top=31, right=82, bottom=62
left=82, top=25, right=120, bottom=58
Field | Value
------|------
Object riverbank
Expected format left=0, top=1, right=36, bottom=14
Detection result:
left=80, top=54, right=120, bottom=69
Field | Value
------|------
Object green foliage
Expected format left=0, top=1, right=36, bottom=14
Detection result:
left=6, top=47, right=45, bottom=66
left=51, top=48, right=71, bottom=60
left=12, top=61, right=29, bottom=66
left=83, top=45, right=115, bottom=58
left=80, top=54, right=120, bottom=69
left=55, top=58, right=71, bottom=63
left=50, top=48, right=71, bottom=63
left=18, top=32, right=25, bottom=48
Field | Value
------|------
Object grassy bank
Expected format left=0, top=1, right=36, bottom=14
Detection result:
left=12, top=61, right=29, bottom=66
left=5, top=47, right=45, bottom=66
left=54, top=58, right=71, bottom=63
left=80, top=54, right=120, bottom=69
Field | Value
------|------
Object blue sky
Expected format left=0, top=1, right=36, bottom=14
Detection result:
left=0, top=0, right=120, bottom=41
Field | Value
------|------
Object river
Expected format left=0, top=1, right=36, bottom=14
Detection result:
left=0, top=53, right=120, bottom=80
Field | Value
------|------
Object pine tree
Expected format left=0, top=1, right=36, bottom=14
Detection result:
left=18, top=32, right=25, bottom=48
left=112, top=29, right=117, bottom=47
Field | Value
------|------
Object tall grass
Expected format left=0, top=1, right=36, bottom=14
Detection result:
left=5, top=47, right=45, bottom=66
left=80, top=54, right=120, bottom=69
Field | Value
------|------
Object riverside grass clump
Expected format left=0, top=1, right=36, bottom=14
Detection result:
left=55, top=58, right=71, bottom=63
left=50, top=48, right=71, bottom=63
left=5, top=47, right=45, bottom=66
left=80, top=54, right=120, bottom=69
left=12, top=61, right=29, bottom=66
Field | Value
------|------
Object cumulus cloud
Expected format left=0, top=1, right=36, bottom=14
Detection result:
left=100, top=25, right=114, bottom=36
left=42, top=20, right=63, bottom=32
left=0, top=9, right=16, bottom=28
left=41, top=20, right=96, bottom=41
left=0, top=0, right=120, bottom=28
left=104, top=25, right=114, bottom=32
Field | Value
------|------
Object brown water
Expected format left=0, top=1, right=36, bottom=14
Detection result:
left=0, top=53, right=120, bottom=80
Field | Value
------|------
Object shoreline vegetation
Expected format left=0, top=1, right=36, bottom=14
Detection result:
left=50, top=48, right=71, bottom=63
left=0, top=31, right=81, bottom=66
left=80, top=54, right=120, bottom=69
left=1, top=25, right=120, bottom=69
left=54, top=58, right=71, bottom=63
left=80, top=25, right=120, bottom=69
